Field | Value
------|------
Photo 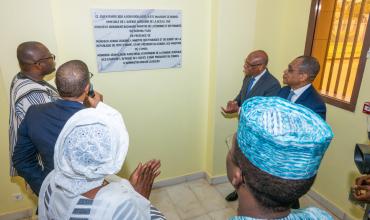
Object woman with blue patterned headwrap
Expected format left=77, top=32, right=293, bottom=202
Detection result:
left=226, top=97, right=334, bottom=220
left=38, top=102, right=166, bottom=220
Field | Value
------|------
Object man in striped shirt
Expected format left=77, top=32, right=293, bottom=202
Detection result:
left=9, top=41, right=59, bottom=176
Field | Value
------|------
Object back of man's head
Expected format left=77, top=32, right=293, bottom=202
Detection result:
left=236, top=97, right=333, bottom=211
left=234, top=145, right=315, bottom=212
left=56, top=60, right=89, bottom=98
left=297, top=55, right=320, bottom=82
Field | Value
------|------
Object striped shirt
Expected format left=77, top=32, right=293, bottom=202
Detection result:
left=39, top=171, right=166, bottom=220
left=9, top=72, right=59, bottom=176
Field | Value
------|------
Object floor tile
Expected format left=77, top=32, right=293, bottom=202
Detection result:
left=150, top=188, right=181, bottom=220
left=165, top=182, right=207, bottom=219
left=227, top=200, right=239, bottom=211
left=208, top=208, right=236, bottom=220
left=214, top=182, right=234, bottom=198
left=186, top=214, right=212, bottom=220
left=214, top=182, right=239, bottom=211
left=187, top=179, right=229, bottom=212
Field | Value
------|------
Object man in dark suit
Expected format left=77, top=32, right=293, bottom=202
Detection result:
left=12, top=60, right=102, bottom=195
left=222, top=50, right=281, bottom=201
left=278, top=55, right=326, bottom=120
left=278, top=56, right=326, bottom=209
left=222, top=50, right=281, bottom=114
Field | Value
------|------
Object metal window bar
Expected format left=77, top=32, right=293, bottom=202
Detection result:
left=318, top=0, right=338, bottom=91
left=343, top=0, right=367, bottom=97
left=334, top=0, right=356, bottom=97
left=326, top=0, right=347, bottom=95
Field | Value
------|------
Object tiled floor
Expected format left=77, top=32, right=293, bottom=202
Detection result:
left=150, top=178, right=341, bottom=220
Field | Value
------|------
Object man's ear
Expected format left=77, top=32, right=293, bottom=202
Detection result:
left=231, top=167, right=244, bottom=189
left=83, top=83, right=90, bottom=94
left=259, top=64, right=267, bottom=72
left=300, top=72, right=310, bottom=83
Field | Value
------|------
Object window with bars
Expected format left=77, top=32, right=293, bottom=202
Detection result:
left=305, top=0, right=370, bottom=111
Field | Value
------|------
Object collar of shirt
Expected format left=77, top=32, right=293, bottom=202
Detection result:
left=250, top=69, right=267, bottom=89
left=57, top=99, right=85, bottom=107
left=290, top=83, right=311, bottom=103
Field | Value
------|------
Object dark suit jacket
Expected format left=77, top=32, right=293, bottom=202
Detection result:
left=12, top=99, right=84, bottom=195
left=235, top=70, right=281, bottom=106
left=278, top=85, right=326, bottom=120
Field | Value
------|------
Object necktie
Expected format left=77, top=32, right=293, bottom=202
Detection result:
left=246, top=77, right=255, bottom=95
left=287, top=90, right=295, bottom=101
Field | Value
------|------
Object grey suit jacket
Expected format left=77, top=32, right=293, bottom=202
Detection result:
left=234, top=69, right=281, bottom=106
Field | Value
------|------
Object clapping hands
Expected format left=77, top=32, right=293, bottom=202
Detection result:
left=129, top=159, right=161, bottom=199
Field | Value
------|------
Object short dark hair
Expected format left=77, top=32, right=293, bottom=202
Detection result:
left=234, top=142, right=316, bottom=212
left=55, top=60, right=89, bottom=98
left=297, top=56, right=320, bottom=81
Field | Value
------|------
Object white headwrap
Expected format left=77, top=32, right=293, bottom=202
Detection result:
left=53, top=102, right=129, bottom=196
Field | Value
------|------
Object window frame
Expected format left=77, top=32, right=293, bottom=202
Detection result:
left=304, top=0, right=370, bottom=112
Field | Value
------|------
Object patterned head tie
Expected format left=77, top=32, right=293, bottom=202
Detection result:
left=237, top=97, right=333, bottom=180
left=54, top=103, right=129, bottom=196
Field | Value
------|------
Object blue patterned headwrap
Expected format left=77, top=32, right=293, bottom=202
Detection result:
left=237, top=97, right=333, bottom=180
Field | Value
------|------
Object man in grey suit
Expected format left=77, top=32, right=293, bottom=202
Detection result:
left=222, top=50, right=280, bottom=114
left=222, top=50, right=281, bottom=201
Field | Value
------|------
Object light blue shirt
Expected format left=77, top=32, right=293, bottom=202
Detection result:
left=230, top=207, right=333, bottom=220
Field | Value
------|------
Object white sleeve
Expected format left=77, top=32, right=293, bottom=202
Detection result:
left=112, top=200, right=149, bottom=220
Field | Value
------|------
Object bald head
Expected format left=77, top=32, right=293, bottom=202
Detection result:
left=56, top=60, right=90, bottom=98
left=16, top=41, right=55, bottom=76
left=247, top=50, right=268, bottom=65
left=17, top=41, right=43, bottom=64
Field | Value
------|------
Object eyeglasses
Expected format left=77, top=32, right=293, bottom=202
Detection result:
left=89, top=72, right=94, bottom=79
left=33, top=54, right=55, bottom=64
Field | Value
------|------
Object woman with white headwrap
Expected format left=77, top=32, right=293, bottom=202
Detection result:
left=38, top=102, right=165, bottom=220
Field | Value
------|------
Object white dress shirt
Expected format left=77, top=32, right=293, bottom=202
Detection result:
left=249, top=69, right=267, bottom=91
left=290, top=83, right=311, bottom=103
